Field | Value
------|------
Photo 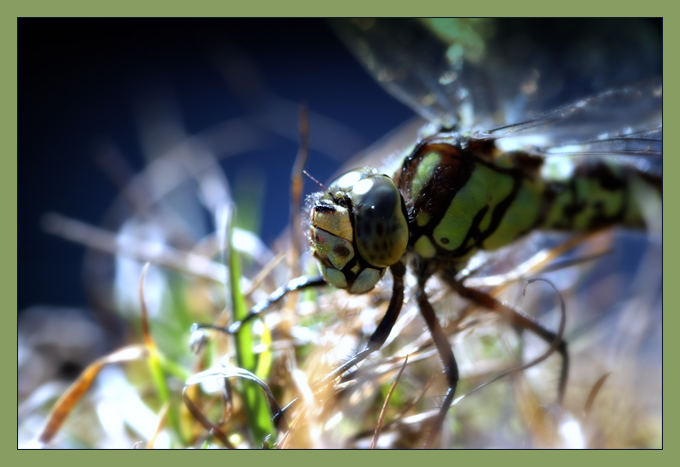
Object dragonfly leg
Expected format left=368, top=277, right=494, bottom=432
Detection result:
left=275, top=262, right=407, bottom=427
left=416, top=278, right=459, bottom=448
left=447, top=278, right=569, bottom=401
left=324, top=261, right=406, bottom=382
left=192, top=275, right=326, bottom=338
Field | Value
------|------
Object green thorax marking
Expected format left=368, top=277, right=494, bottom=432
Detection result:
left=397, top=138, right=544, bottom=260
left=432, top=163, right=515, bottom=251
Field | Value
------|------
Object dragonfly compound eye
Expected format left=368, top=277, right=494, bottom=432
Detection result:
left=310, top=168, right=408, bottom=294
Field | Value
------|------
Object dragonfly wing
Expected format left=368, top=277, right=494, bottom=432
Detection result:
left=332, top=18, right=473, bottom=127
left=486, top=79, right=662, bottom=142
left=486, top=79, right=662, bottom=171
left=333, top=19, right=661, bottom=131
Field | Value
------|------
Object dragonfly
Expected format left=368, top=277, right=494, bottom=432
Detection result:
left=207, top=18, right=662, bottom=448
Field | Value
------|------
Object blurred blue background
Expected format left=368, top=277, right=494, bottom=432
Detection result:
left=19, top=19, right=416, bottom=314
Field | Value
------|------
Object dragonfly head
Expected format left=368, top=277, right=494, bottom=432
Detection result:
left=309, top=168, right=409, bottom=294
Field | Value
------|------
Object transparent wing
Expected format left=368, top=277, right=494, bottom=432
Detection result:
left=333, top=19, right=661, bottom=130
left=332, top=18, right=478, bottom=127
left=485, top=79, right=662, bottom=171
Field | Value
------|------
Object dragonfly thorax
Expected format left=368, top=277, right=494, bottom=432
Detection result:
left=310, top=168, right=409, bottom=294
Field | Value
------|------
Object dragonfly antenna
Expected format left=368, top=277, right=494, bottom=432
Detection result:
left=302, top=169, right=326, bottom=191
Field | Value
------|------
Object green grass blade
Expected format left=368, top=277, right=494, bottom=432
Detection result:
left=224, top=206, right=274, bottom=447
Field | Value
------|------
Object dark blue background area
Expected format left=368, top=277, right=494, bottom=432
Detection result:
left=18, top=19, right=415, bottom=312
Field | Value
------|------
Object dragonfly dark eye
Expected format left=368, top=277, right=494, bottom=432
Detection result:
left=310, top=168, right=408, bottom=294
left=351, top=174, right=409, bottom=268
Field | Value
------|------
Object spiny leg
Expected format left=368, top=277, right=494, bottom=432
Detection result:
left=449, top=278, right=567, bottom=407
left=195, top=263, right=406, bottom=428
left=275, top=262, right=406, bottom=426
left=323, top=261, right=406, bottom=382
left=192, top=275, right=326, bottom=337
left=189, top=275, right=327, bottom=428
left=446, top=277, right=569, bottom=401
left=415, top=277, right=459, bottom=448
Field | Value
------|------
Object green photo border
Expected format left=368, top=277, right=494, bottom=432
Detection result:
left=6, top=1, right=674, bottom=466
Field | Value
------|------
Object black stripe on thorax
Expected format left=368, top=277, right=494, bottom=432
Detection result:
left=442, top=158, right=526, bottom=257
left=396, top=139, right=475, bottom=243
left=397, top=136, right=538, bottom=259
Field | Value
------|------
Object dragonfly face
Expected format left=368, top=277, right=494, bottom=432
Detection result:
left=310, top=168, right=409, bottom=294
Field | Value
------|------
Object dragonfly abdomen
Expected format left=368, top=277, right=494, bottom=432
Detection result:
left=540, top=160, right=661, bottom=232
left=397, top=138, right=661, bottom=263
